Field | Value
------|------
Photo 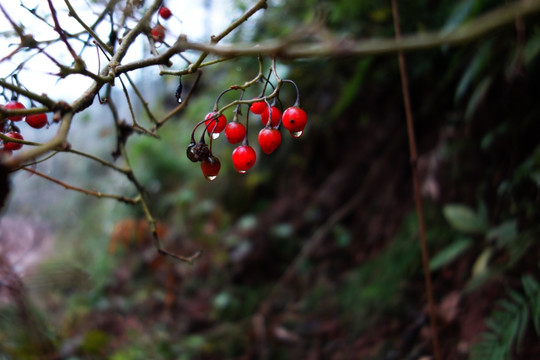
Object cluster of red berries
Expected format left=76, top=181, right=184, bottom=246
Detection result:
left=1, top=100, right=49, bottom=153
left=187, top=96, right=308, bottom=181
left=151, top=5, right=174, bottom=43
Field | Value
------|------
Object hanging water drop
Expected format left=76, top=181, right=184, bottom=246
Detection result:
left=205, top=175, right=217, bottom=181
left=175, top=76, right=183, bottom=103
left=290, top=130, right=303, bottom=138
left=211, top=132, right=220, bottom=139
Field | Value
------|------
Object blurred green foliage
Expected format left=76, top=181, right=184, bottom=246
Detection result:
left=2, top=0, right=540, bottom=359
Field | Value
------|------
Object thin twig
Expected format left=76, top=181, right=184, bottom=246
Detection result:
left=22, top=167, right=138, bottom=204
left=46, top=0, right=81, bottom=63
left=188, top=0, right=268, bottom=72
left=391, top=1, right=442, bottom=359
left=64, top=0, right=114, bottom=54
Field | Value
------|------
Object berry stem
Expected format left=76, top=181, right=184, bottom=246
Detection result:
left=190, top=118, right=210, bottom=143
left=258, top=68, right=273, bottom=97
left=213, top=87, right=235, bottom=111
left=263, top=98, right=272, bottom=127
left=283, top=79, right=300, bottom=107
left=233, top=90, right=245, bottom=118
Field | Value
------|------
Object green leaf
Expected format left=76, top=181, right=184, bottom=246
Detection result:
left=455, top=41, right=492, bottom=103
left=443, top=0, right=477, bottom=34
left=524, top=30, right=540, bottom=66
left=443, top=204, right=488, bottom=234
left=329, top=58, right=372, bottom=119
left=472, top=248, right=493, bottom=277
left=522, top=275, right=540, bottom=334
left=487, top=220, right=517, bottom=244
left=429, top=237, right=472, bottom=271
left=465, top=76, right=492, bottom=121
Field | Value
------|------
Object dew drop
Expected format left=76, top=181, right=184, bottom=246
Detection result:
left=177, top=97, right=182, bottom=104
left=290, top=130, right=303, bottom=138
left=205, top=175, right=217, bottom=181
left=238, top=170, right=247, bottom=174
left=212, top=132, right=220, bottom=139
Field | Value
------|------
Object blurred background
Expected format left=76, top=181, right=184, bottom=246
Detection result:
left=1, top=0, right=540, bottom=359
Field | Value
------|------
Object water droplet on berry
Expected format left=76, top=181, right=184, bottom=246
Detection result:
left=211, top=132, right=220, bottom=139
left=205, top=174, right=218, bottom=181
left=237, top=170, right=247, bottom=174
left=290, top=130, right=303, bottom=138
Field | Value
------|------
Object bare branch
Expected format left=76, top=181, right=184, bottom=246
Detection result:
left=169, top=0, right=540, bottom=59
left=22, top=167, right=138, bottom=204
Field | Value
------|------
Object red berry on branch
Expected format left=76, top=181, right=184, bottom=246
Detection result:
left=224, top=121, right=246, bottom=144
left=250, top=100, right=266, bottom=115
left=260, top=106, right=281, bottom=127
left=3, top=131, right=24, bottom=151
left=159, top=6, right=172, bottom=19
left=232, top=145, right=256, bottom=174
left=282, top=106, right=307, bottom=137
left=258, top=127, right=282, bottom=154
left=151, top=24, right=166, bottom=42
left=5, top=101, right=26, bottom=121
left=204, top=112, right=227, bottom=138
left=200, top=155, right=221, bottom=181
left=25, top=113, right=48, bottom=129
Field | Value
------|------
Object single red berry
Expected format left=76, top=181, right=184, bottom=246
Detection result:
left=151, top=24, right=166, bottom=42
left=204, top=112, right=227, bottom=137
left=3, top=132, right=24, bottom=151
left=258, top=127, right=282, bottom=154
left=260, top=106, right=281, bottom=127
left=282, top=106, right=307, bottom=136
left=159, top=6, right=172, bottom=19
left=224, top=121, right=246, bottom=144
left=232, top=145, right=256, bottom=173
left=200, top=155, right=221, bottom=181
left=25, top=113, right=48, bottom=129
left=5, top=101, right=26, bottom=121
left=250, top=100, right=266, bottom=115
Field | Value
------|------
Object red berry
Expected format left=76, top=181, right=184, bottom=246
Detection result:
left=250, top=100, right=266, bottom=115
left=232, top=145, right=256, bottom=173
left=204, top=112, right=227, bottom=137
left=25, top=113, right=48, bottom=129
left=260, top=106, right=281, bottom=127
left=282, top=106, right=307, bottom=136
left=5, top=101, right=26, bottom=121
left=200, top=155, right=221, bottom=181
left=159, top=6, right=172, bottom=19
left=258, top=127, right=282, bottom=154
left=3, top=132, right=24, bottom=151
left=151, top=24, right=166, bottom=42
left=224, top=121, right=246, bottom=144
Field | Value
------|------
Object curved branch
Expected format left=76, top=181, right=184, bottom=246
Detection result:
left=4, top=110, right=73, bottom=168
left=170, top=0, right=540, bottom=59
